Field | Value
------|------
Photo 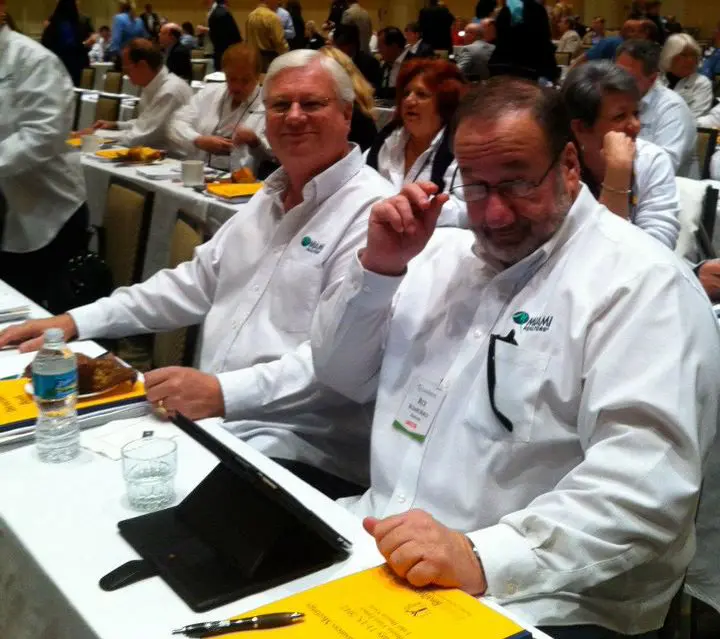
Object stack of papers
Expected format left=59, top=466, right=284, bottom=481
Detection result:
left=0, top=305, right=30, bottom=324
left=136, top=164, right=180, bottom=180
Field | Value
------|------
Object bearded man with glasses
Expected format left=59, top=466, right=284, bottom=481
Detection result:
left=311, top=77, right=720, bottom=639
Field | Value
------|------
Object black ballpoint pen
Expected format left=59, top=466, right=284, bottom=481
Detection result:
left=172, top=612, right=305, bottom=637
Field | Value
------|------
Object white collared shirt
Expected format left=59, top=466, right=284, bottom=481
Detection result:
left=698, top=103, right=720, bottom=180
left=168, top=83, right=270, bottom=171
left=88, top=36, right=108, bottom=63
left=69, top=146, right=396, bottom=484
left=0, top=27, right=85, bottom=253
left=639, top=81, right=698, bottom=177
left=311, top=185, right=720, bottom=632
left=116, top=68, right=193, bottom=150
left=556, top=29, right=582, bottom=58
left=364, top=126, right=467, bottom=228
left=660, top=72, right=714, bottom=121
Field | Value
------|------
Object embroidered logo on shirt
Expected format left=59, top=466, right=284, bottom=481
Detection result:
left=301, top=236, right=325, bottom=254
left=513, top=311, right=553, bottom=332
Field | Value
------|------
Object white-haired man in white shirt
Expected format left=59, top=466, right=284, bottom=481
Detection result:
left=311, top=77, right=720, bottom=638
left=0, top=50, right=396, bottom=498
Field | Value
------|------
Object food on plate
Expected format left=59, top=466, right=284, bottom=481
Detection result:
left=94, top=147, right=163, bottom=163
left=23, top=353, right=137, bottom=395
left=231, top=167, right=256, bottom=183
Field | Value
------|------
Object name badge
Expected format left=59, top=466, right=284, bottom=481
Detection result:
left=392, top=377, right=446, bottom=442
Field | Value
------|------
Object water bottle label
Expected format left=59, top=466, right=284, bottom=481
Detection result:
left=33, top=370, right=78, bottom=400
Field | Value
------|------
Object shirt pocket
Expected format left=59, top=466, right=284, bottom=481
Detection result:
left=463, top=341, right=551, bottom=443
left=270, top=259, right=323, bottom=334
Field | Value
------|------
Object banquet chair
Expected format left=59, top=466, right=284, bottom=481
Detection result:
left=94, top=95, right=121, bottom=124
left=79, top=67, right=95, bottom=90
left=152, top=212, right=208, bottom=368
left=102, top=71, right=123, bottom=94
left=191, top=49, right=205, bottom=59
left=675, top=178, right=719, bottom=261
left=697, top=128, right=719, bottom=180
left=192, top=60, right=208, bottom=83
left=555, top=51, right=572, bottom=66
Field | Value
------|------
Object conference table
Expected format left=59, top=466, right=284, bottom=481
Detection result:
left=0, top=280, right=552, bottom=639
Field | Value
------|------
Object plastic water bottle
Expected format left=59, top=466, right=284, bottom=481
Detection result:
left=32, top=328, right=80, bottom=463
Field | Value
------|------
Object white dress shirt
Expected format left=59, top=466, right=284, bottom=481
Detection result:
left=660, top=72, right=714, bottom=121
left=276, top=6, right=296, bottom=42
left=0, top=27, right=85, bottom=253
left=628, top=138, right=681, bottom=249
left=116, top=68, right=193, bottom=150
left=88, top=36, right=108, bottom=63
left=697, top=103, right=720, bottom=180
left=556, top=29, right=582, bottom=58
left=364, top=127, right=467, bottom=228
left=311, top=185, right=720, bottom=632
left=168, top=83, right=270, bottom=171
left=639, top=81, right=698, bottom=177
left=69, top=146, right=395, bottom=484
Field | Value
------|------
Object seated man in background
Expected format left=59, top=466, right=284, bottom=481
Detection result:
left=81, top=39, right=192, bottom=150
left=404, top=22, right=434, bottom=59
left=376, top=27, right=408, bottom=101
left=616, top=39, right=697, bottom=177
left=456, top=19, right=495, bottom=81
left=89, top=24, right=112, bottom=62
left=311, top=77, right=720, bottom=638
left=158, top=22, right=192, bottom=83
left=0, top=50, right=395, bottom=499
left=572, top=18, right=653, bottom=67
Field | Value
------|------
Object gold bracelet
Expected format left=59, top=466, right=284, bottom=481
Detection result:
left=601, top=183, right=631, bottom=195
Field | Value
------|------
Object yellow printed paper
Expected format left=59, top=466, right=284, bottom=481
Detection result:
left=206, top=182, right=262, bottom=199
left=229, top=566, right=530, bottom=639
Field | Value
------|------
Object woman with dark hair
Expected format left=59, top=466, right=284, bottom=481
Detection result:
left=365, top=58, right=468, bottom=227
left=41, top=0, right=94, bottom=85
left=475, top=0, right=496, bottom=21
left=286, top=1, right=306, bottom=49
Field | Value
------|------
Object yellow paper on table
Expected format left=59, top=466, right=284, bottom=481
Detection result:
left=0, top=378, right=146, bottom=433
left=206, top=182, right=263, bottom=199
left=67, top=137, right=113, bottom=147
left=229, top=566, right=531, bottom=639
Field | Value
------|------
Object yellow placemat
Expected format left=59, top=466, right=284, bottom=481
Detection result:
left=206, top=182, right=263, bottom=199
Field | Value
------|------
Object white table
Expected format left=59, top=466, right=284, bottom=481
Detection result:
left=91, top=62, right=115, bottom=91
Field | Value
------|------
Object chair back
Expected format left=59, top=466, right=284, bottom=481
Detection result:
left=697, top=127, right=719, bottom=181
left=94, top=95, right=121, bottom=123
left=80, top=67, right=95, bottom=90
left=555, top=51, right=572, bottom=66
left=191, top=49, right=205, bottom=59
left=152, top=213, right=206, bottom=368
left=103, top=70, right=123, bottom=94
left=100, top=180, right=154, bottom=288
left=192, top=60, right=208, bottom=83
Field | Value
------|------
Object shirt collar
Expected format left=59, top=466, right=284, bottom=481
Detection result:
left=388, top=126, right=445, bottom=164
left=640, top=80, right=662, bottom=113
left=264, top=144, right=364, bottom=209
left=222, top=83, right=261, bottom=111
left=143, top=66, right=168, bottom=98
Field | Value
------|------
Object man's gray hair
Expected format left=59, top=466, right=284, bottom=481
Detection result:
left=562, top=60, right=640, bottom=127
left=263, top=50, right=355, bottom=104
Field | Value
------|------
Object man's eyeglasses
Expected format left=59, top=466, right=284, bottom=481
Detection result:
left=264, top=97, right=335, bottom=116
left=487, top=330, right=517, bottom=433
left=447, top=150, right=563, bottom=203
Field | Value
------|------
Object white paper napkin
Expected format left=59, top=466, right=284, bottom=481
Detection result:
left=82, top=415, right=180, bottom=460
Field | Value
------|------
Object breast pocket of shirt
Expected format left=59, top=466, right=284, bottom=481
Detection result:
left=464, top=341, right=551, bottom=443
left=270, top=259, right=324, bottom=334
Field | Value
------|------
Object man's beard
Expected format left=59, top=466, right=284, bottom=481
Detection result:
left=471, top=178, right=573, bottom=267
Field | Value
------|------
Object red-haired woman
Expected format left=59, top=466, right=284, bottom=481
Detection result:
left=366, top=58, right=468, bottom=227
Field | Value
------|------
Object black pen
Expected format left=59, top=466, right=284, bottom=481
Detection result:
left=172, top=612, right=305, bottom=637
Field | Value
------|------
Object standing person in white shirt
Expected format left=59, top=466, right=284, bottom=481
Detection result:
left=89, top=24, right=111, bottom=62
left=311, top=77, right=720, bottom=638
left=168, top=43, right=271, bottom=173
left=659, top=33, right=714, bottom=120
left=80, top=39, right=192, bottom=150
left=0, top=49, right=396, bottom=498
left=0, top=16, right=88, bottom=306
left=563, top=61, right=680, bottom=249
left=616, top=39, right=698, bottom=177
left=556, top=16, right=582, bottom=60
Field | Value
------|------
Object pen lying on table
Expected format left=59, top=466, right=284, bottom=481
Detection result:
left=172, top=612, right=305, bottom=637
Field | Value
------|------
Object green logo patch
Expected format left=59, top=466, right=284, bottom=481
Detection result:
left=512, top=311, right=530, bottom=325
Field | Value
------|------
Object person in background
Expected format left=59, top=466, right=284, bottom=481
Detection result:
left=341, top=0, right=372, bottom=54
left=108, top=2, right=148, bottom=62
left=89, top=24, right=111, bottom=62
left=365, top=58, right=468, bottom=228
left=556, top=15, right=582, bottom=60
left=169, top=43, right=270, bottom=172
left=376, top=26, right=408, bottom=101
left=616, top=39, right=697, bottom=177
left=306, top=20, right=326, bottom=49
left=700, top=23, right=720, bottom=81
left=664, top=15, right=682, bottom=35
left=326, top=0, right=348, bottom=29
left=276, top=2, right=296, bottom=44
left=0, top=9, right=88, bottom=305
left=644, top=0, right=665, bottom=44
left=333, top=23, right=380, bottom=92
left=456, top=19, right=495, bottom=81
left=246, top=0, right=288, bottom=72
left=286, top=1, right=305, bottom=49
left=419, top=0, right=454, bottom=52
left=180, top=22, right=198, bottom=49
left=311, top=76, right=720, bottom=639
left=451, top=16, right=467, bottom=48
left=41, top=0, right=94, bottom=86
left=404, top=22, right=434, bottom=59
left=320, top=46, right=377, bottom=150
left=572, top=15, right=587, bottom=39
left=659, top=33, right=713, bottom=121
left=1, top=49, right=397, bottom=500
left=563, top=61, right=680, bottom=249
left=159, top=22, right=192, bottom=83
left=582, top=16, right=605, bottom=46
left=80, top=39, right=192, bottom=150
left=474, top=0, right=496, bottom=21
left=140, top=3, right=159, bottom=40
left=575, top=18, right=653, bottom=66
left=200, top=0, right=242, bottom=72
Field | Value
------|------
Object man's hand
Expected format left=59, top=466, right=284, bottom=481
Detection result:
left=364, top=510, right=487, bottom=595
left=0, top=315, right=78, bottom=353
left=232, top=125, right=260, bottom=148
left=194, top=135, right=234, bottom=155
left=91, top=120, right=118, bottom=131
left=144, top=367, right=225, bottom=420
left=361, top=183, right=448, bottom=277
left=699, top=260, right=720, bottom=302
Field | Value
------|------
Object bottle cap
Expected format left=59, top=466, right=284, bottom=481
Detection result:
left=44, top=328, right=65, bottom=343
